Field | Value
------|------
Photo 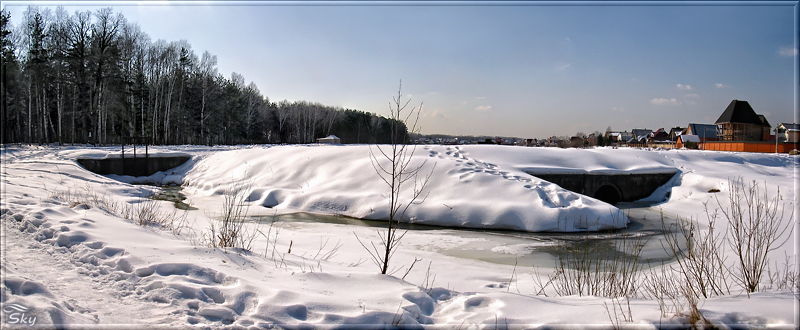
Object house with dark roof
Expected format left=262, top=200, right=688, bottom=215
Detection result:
left=645, top=128, right=674, bottom=148
left=668, top=127, right=684, bottom=141
left=683, top=123, right=718, bottom=142
left=631, top=128, right=652, bottom=142
left=605, top=131, right=633, bottom=145
left=649, top=128, right=671, bottom=142
left=715, top=100, right=771, bottom=141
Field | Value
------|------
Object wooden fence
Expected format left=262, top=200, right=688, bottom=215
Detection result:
left=700, top=141, right=799, bottom=153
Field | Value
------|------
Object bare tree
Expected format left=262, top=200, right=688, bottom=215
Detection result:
left=358, top=81, right=436, bottom=275
left=198, top=51, right=217, bottom=144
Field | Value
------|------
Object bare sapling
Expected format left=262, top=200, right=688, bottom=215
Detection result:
left=718, top=177, right=794, bottom=294
left=604, top=296, right=633, bottom=329
left=357, top=81, right=436, bottom=275
left=640, top=262, right=684, bottom=320
left=764, top=253, right=799, bottom=293
left=660, top=210, right=730, bottom=298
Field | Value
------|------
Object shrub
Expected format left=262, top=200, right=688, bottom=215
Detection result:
left=718, top=177, right=794, bottom=294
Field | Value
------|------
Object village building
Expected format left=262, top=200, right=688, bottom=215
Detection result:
left=587, top=134, right=598, bottom=146
left=647, top=128, right=674, bottom=148
left=631, top=128, right=652, bottom=142
left=776, top=123, right=800, bottom=143
left=648, top=128, right=670, bottom=142
left=683, top=123, right=718, bottom=142
left=570, top=136, right=586, bottom=148
left=715, top=100, right=771, bottom=141
left=604, top=131, right=633, bottom=146
left=668, top=127, right=684, bottom=141
left=676, top=134, right=701, bottom=149
left=316, top=135, right=341, bottom=144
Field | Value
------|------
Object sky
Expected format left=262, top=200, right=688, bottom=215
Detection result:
left=3, top=1, right=798, bottom=138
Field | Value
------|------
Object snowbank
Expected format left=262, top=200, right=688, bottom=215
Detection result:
left=182, top=144, right=634, bottom=232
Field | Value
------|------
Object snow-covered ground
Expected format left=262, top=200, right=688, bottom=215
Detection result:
left=1, top=144, right=797, bottom=328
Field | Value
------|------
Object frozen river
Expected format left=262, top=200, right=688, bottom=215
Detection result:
left=248, top=200, right=687, bottom=269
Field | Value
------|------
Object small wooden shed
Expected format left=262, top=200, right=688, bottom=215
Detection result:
left=317, top=135, right=341, bottom=144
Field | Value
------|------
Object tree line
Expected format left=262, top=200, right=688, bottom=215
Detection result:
left=1, top=7, right=404, bottom=146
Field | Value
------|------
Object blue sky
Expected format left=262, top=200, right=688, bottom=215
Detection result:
left=3, top=1, right=798, bottom=138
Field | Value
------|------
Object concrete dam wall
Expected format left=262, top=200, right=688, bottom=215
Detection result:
left=77, top=156, right=191, bottom=177
left=525, top=171, right=678, bottom=205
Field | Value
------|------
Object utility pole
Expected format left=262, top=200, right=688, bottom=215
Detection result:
left=775, top=126, right=779, bottom=154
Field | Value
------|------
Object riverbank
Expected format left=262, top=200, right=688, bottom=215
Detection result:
left=1, top=144, right=796, bottom=328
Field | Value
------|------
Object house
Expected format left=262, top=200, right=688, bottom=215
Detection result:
left=669, top=127, right=684, bottom=141
left=776, top=123, right=800, bottom=143
left=570, top=136, right=586, bottom=148
left=715, top=100, right=771, bottom=141
left=587, top=134, right=598, bottom=146
left=518, top=138, right=538, bottom=147
left=683, top=123, right=718, bottom=142
left=649, top=128, right=671, bottom=143
left=618, top=131, right=632, bottom=144
left=648, top=128, right=674, bottom=148
left=631, top=128, right=652, bottom=142
left=317, top=135, right=341, bottom=144
left=676, top=134, right=701, bottom=149
left=605, top=131, right=633, bottom=145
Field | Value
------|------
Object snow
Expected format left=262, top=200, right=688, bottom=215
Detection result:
left=1, top=144, right=797, bottom=328
left=181, top=144, right=632, bottom=232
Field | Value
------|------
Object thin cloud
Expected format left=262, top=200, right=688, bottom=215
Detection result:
left=715, top=83, right=730, bottom=88
left=778, top=46, right=798, bottom=57
left=685, top=93, right=699, bottom=98
left=676, top=84, right=693, bottom=90
left=430, top=110, right=448, bottom=119
left=555, top=62, right=570, bottom=71
left=475, top=105, right=492, bottom=111
left=612, top=107, right=625, bottom=112
left=476, top=96, right=486, bottom=100
left=650, top=98, right=682, bottom=106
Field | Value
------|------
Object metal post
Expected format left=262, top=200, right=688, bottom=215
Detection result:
left=775, top=127, right=779, bottom=154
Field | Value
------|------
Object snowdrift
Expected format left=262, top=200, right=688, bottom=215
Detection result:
left=181, top=144, right=642, bottom=232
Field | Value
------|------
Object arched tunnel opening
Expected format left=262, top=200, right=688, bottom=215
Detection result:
left=594, top=185, right=622, bottom=205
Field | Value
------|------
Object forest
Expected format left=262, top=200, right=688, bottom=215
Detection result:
left=1, top=7, right=404, bottom=146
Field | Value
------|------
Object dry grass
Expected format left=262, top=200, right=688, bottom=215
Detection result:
left=51, top=181, right=190, bottom=234
left=202, top=177, right=257, bottom=251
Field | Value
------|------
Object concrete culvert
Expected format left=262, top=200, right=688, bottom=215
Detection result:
left=594, top=185, right=622, bottom=205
